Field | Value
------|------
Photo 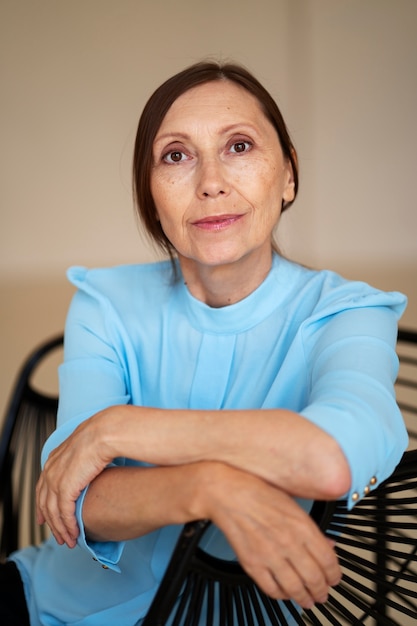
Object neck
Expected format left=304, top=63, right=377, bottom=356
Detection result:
left=178, top=250, right=273, bottom=308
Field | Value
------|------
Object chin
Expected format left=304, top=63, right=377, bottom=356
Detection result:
left=179, top=239, right=269, bottom=271
left=197, top=246, right=247, bottom=266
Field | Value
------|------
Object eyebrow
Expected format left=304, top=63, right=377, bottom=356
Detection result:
left=154, top=131, right=190, bottom=144
left=153, top=123, right=260, bottom=145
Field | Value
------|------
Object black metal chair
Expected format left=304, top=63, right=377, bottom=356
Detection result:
left=0, top=334, right=63, bottom=561
left=396, top=328, right=417, bottom=449
left=143, top=328, right=417, bottom=626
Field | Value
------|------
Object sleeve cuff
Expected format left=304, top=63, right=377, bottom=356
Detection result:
left=75, top=483, right=125, bottom=573
left=301, top=403, right=408, bottom=510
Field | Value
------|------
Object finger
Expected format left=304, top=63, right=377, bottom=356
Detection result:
left=45, top=508, right=77, bottom=548
left=307, top=538, right=341, bottom=588
left=289, top=544, right=340, bottom=605
left=35, top=475, right=48, bottom=525
left=41, top=509, right=66, bottom=546
left=39, top=502, right=78, bottom=547
left=37, top=483, right=79, bottom=548
left=48, top=499, right=79, bottom=548
left=293, top=557, right=330, bottom=605
left=242, top=564, right=293, bottom=604
left=60, top=511, right=80, bottom=548
left=271, top=562, right=316, bottom=609
left=244, top=559, right=316, bottom=609
left=35, top=478, right=50, bottom=529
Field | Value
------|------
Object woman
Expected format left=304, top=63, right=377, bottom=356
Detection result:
left=4, top=61, right=408, bottom=625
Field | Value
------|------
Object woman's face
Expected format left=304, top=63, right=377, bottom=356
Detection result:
left=151, top=80, right=295, bottom=273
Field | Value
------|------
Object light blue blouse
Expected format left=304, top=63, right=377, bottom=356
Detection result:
left=11, top=254, right=408, bottom=625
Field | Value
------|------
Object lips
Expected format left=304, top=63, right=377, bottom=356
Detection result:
left=191, top=214, right=244, bottom=231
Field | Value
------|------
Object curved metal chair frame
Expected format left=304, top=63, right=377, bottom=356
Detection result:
left=143, top=453, right=417, bottom=626
left=396, top=329, right=417, bottom=448
left=0, top=334, right=63, bottom=561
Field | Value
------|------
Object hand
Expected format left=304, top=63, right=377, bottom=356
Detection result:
left=36, top=411, right=115, bottom=548
left=203, top=464, right=341, bottom=609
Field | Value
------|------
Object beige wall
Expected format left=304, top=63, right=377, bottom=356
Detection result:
left=1, top=0, right=416, bottom=418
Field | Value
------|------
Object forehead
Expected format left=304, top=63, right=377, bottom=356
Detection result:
left=156, top=80, right=269, bottom=133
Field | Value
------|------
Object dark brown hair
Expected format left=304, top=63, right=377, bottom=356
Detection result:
left=132, top=60, right=299, bottom=259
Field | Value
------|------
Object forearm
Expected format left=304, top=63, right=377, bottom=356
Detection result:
left=93, top=405, right=351, bottom=501
left=83, top=462, right=210, bottom=542
left=82, top=456, right=341, bottom=609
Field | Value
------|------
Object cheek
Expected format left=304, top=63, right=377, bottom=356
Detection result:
left=260, top=162, right=290, bottom=203
left=243, top=163, right=282, bottom=209
left=151, top=182, right=186, bottom=242
left=241, top=154, right=279, bottom=188
left=151, top=170, right=190, bottom=209
left=151, top=176, right=175, bottom=218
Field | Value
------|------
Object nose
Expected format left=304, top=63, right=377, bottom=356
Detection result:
left=196, top=157, right=230, bottom=199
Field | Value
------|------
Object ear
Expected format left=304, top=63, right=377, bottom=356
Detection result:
left=282, top=158, right=296, bottom=204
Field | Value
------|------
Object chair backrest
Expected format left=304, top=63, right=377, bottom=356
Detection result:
left=396, top=328, right=417, bottom=449
left=0, top=334, right=63, bottom=561
left=143, top=327, right=417, bottom=625
left=143, top=455, right=417, bottom=626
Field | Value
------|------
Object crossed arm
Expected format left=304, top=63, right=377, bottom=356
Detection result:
left=36, top=405, right=349, bottom=608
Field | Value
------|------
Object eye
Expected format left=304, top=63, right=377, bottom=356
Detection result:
left=162, top=150, right=188, bottom=164
left=229, top=140, right=252, bottom=154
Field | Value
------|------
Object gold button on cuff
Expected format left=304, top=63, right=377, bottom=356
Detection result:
left=351, top=492, right=359, bottom=502
left=370, top=476, right=377, bottom=485
left=101, top=565, right=109, bottom=570
left=364, top=486, right=371, bottom=495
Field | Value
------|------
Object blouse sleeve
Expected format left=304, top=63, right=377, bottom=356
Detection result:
left=300, top=301, right=408, bottom=509
left=41, top=268, right=133, bottom=570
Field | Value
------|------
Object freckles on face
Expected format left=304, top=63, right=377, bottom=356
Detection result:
left=235, top=150, right=288, bottom=214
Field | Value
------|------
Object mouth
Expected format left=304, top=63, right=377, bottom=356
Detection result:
left=191, top=214, right=245, bottom=231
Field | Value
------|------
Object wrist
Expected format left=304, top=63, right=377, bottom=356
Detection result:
left=191, top=461, right=237, bottom=521
left=91, top=405, right=126, bottom=461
